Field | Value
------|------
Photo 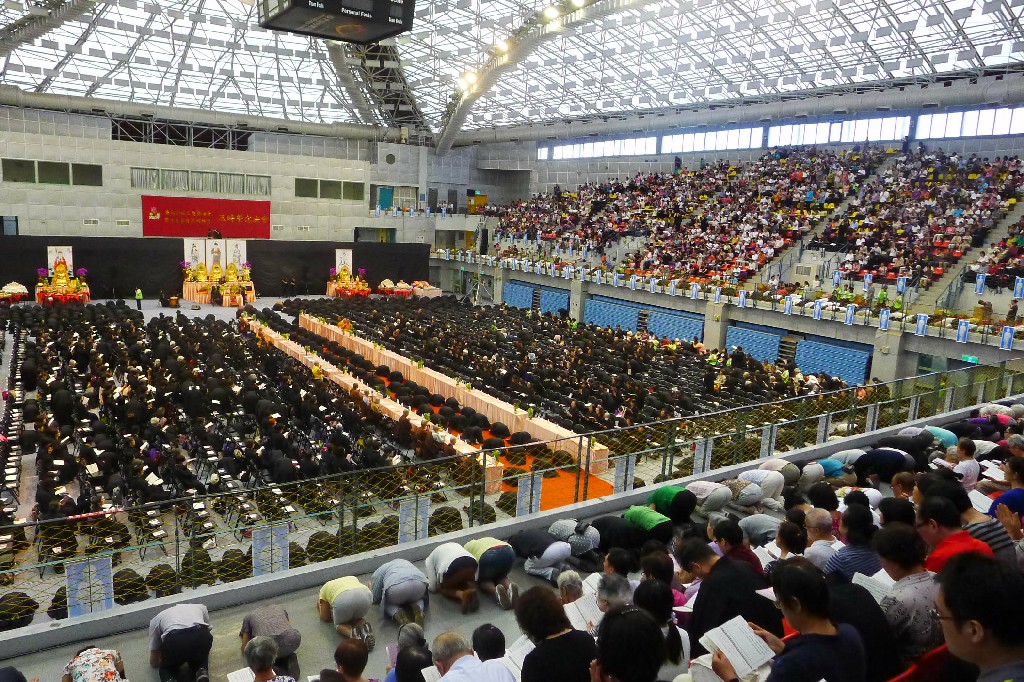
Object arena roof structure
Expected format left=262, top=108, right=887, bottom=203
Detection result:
left=0, top=0, right=1023, bottom=142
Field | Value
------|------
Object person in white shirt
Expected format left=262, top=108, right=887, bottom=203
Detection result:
left=431, top=631, right=514, bottom=682
left=953, top=438, right=981, bottom=493
left=803, top=508, right=840, bottom=570
left=424, top=542, right=480, bottom=614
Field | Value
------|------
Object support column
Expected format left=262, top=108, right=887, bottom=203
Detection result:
left=703, top=302, right=730, bottom=350
left=492, top=266, right=504, bottom=304
left=569, top=278, right=585, bottom=321
left=872, top=329, right=916, bottom=382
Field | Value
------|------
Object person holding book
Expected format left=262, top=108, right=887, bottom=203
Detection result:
left=514, top=586, right=597, bottom=682
left=803, top=508, right=841, bottom=570
left=674, top=538, right=782, bottom=658
left=242, top=637, right=296, bottom=682
left=953, top=438, right=982, bottom=492
left=988, top=456, right=1024, bottom=518
left=872, top=523, right=943, bottom=666
left=711, top=557, right=866, bottom=682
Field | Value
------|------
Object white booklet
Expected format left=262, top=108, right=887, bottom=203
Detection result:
left=582, top=571, right=602, bottom=595
left=697, top=615, right=775, bottom=679
left=499, top=634, right=536, bottom=682
left=419, top=665, right=443, bottom=682
left=969, top=490, right=993, bottom=514
left=852, top=572, right=893, bottom=604
left=564, top=593, right=604, bottom=635
left=226, top=668, right=255, bottom=682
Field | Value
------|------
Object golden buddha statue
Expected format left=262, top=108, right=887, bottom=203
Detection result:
left=52, top=256, right=70, bottom=288
left=226, top=262, right=239, bottom=281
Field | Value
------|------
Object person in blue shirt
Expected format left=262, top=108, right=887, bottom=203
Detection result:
left=711, top=557, right=866, bottom=682
left=989, top=457, right=1024, bottom=519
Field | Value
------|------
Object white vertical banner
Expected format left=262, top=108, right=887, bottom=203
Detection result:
left=516, top=473, right=543, bottom=516
left=206, top=239, right=226, bottom=274
left=613, top=456, right=636, bottom=493
left=398, top=496, right=430, bottom=543
left=47, top=245, right=74, bottom=276
left=335, top=249, right=353, bottom=275
left=225, top=239, right=247, bottom=270
left=184, top=238, right=206, bottom=268
left=783, top=296, right=793, bottom=315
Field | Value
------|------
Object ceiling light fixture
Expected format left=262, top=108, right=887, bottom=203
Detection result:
left=543, top=6, right=560, bottom=19
left=494, top=39, right=509, bottom=52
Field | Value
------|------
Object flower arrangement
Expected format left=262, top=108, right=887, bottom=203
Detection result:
left=330, top=267, right=338, bottom=277
left=242, top=261, right=252, bottom=270
left=37, top=268, right=49, bottom=278
left=75, top=268, right=87, bottom=279
left=358, top=268, right=366, bottom=277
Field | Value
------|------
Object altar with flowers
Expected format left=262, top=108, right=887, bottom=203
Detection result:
left=326, top=265, right=370, bottom=298
left=35, top=254, right=91, bottom=304
left=181, top=258, right=255, bottom=305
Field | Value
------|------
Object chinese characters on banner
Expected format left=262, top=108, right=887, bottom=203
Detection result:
left=142, top=195, right=271, bottom=238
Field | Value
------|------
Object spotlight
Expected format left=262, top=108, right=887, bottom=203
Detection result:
left=543, top=5, right=560, bottom=19
left=494, top=39, right=509, bottom=52
left=464, top=71, right=478, bottom=85
left=570, top=0, right=586, bottom=7
left=456, top=77, right=468, bottom=90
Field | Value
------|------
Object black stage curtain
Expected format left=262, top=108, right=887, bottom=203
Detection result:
left=0, top=236, right=429, bottom=300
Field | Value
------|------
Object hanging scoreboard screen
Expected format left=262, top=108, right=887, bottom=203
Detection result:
left=258, top=0, right=414, bottom=44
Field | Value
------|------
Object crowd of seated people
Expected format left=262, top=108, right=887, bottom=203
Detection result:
left=5, top=394, right=1024, bottom=682
left=617, top=147, right=884, bottom=283
left=492, top=147, right=885, bottom=283
left=814, top=152, right=1024, bottom=289
left=0, top=301, right=506, bottom=625
left=280, top=296, right=850, bottom=433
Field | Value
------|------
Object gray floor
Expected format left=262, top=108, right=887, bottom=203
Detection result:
left=3, top=561, right=540, bottom=681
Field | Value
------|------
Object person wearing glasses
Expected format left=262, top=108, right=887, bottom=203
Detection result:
left=916, top=496, right=993, bottom=573
left=711, top=558, right=866, bottom=682
left=934, top=553, right=1024, bottom=682
left=872, top=523, right=944, bottom=667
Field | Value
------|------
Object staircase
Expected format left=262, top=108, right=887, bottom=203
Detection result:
left=637, top=309, right=650, bottom=333
left=769, top=154, right=901, bottom=283
left=530, top=288, right=541, bottom=312
left=778, top=335, right=800, bottom=363
left=915, top=198, right=1024, bottom=311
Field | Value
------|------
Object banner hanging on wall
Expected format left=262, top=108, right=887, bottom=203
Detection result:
left=46, top=245, right=73, bottom=276
left=142, top=195, right=271, bottom=238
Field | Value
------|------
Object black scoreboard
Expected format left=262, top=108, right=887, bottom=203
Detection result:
left=258, top=0, right=414, bottom=44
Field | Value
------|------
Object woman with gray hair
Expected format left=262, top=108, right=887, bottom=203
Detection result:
left=244, top=636, right=296, bottom=682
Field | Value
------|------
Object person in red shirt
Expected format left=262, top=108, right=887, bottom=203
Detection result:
left=916, top=496, right=993, bottom=572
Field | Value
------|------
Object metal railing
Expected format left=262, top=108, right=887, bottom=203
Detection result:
left=1, top=361, right=1022, bottom=625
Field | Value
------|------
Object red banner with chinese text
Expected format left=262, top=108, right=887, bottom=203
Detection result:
left=141, top=196, right=271, bottom=238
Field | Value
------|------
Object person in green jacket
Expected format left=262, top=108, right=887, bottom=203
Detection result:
left=623, top=505, right=674, bottom=544
left=647, top=485, right=697, bottom=525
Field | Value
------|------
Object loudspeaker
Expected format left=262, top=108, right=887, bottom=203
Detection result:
left=191, top=304, right=201, bottom=310
left=479, top=229, right=488, bottom=255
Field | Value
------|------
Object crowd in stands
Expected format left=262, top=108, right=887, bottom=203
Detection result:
left=281, top=296, right=853, bottom=434
left=492, top=148, right=885, bottom=284
left=5, top=395, right=1024, bottom=682
left=815, top=152, right=1024, bottom=289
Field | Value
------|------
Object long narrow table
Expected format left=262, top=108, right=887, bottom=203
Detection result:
left=299, top=313, right=609, bottom=472
left=248, top=318, right=504, bottom=492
